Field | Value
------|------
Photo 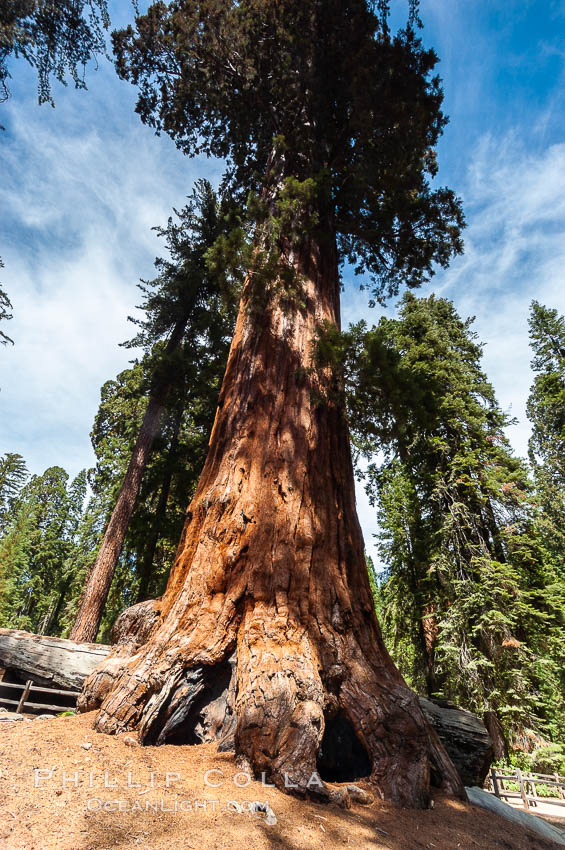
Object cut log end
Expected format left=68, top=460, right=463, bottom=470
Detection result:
left=0, top=628, right=110, bottom=692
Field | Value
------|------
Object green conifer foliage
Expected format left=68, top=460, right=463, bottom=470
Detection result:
left=0, top=466, right=87, bottom=635
left=113, top=0, right=463, bottom=300
left=0, top=0, right=110, bottom=103
left=0, top=452, right=28, bottom=531
left=528, top=301, right=565, bottom=578
left=330, top=294, right=565, bottom=749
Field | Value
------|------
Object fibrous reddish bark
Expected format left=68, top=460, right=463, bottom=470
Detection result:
left=484, top=710, right=509, bottom=763
left=80, top=230, right=464, bottom=808
left=421, top=602, right=440, bottom=698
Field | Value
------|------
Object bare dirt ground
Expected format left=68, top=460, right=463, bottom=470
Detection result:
left=0, top=711, right=563, bottom=850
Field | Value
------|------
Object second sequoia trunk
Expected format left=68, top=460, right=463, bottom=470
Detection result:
left=80, top=228, right=464, bottom=807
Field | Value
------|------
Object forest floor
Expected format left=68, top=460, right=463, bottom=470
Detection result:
left=0, top=711, right=563, bottom=850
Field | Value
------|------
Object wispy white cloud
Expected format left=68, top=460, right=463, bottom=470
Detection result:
left=434, top=134, right=565, bottom=456
left=0, top=77, right=220, bottom=478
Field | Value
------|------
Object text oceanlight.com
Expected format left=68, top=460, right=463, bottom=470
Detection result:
left=32, top=770, right=280, bottom=823
left=84, top=798, right=270, bottom=816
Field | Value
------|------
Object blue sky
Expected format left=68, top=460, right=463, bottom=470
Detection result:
left=1, top=0, right=565, bottom=564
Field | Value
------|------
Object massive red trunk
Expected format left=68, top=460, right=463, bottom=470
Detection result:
left=79, top=229, right=464, bottom=808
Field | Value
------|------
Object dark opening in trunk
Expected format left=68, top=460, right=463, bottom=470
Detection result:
left=317, top=711, right=372, bottom=782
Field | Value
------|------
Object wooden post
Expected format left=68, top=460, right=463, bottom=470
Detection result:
left=16, top=679, right=32, bottom=714
left=556, top=774, right=564, bottom=799
left=516, top=769, right=530, bottom=811
left=491, top=768, right=501, bottom=799
left=0, top=667, right=5, bottom=682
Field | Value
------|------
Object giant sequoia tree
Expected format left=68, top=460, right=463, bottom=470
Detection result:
left=80, top=0, right=465, bottom=807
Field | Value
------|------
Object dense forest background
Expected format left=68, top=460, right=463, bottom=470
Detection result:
left=0, top=193, right=563, bottom=773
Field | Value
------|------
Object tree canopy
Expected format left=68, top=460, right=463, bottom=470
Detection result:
left=0, top=452, right=27, bottom=531
left=527, top=300, right=565, bottom=618
left=0, top=465, right=87, bottom=635
left=0, top=0, right=109, bottom=104
left=528, top=300, right=565, bottom=491
left=113, top=0, right=463, bottom=299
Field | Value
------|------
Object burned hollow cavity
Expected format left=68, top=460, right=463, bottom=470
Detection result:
left=317, top=710, right=372, bottom=782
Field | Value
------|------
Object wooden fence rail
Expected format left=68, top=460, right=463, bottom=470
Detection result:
left=0, top=668, right=78, bottom=715
left=490, top=767, right=565, bottom=811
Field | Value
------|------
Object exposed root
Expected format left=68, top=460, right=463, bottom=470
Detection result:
left=80, top=599, right=465, bottom=809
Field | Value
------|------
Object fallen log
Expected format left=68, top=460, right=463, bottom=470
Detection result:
left=420, top=697, right=493, bottom=787
left=0, top=629, right=110, bottom=692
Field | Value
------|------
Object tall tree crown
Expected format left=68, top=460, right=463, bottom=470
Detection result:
left=0, top=453, right=28, bottom=532
left=113, top=0, right=464, bottom=299
left=124, top=179, right=238, bottom=356
left=527, top=301, right=565, bottom=586
left=528, top=300, right=565, bottom=471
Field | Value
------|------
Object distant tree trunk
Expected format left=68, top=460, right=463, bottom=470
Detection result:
left=402, top=495, right=441, bottom=699
left=80, top=223, right=464, bottom=807
left=484, top=497, right=507, bottom=564
left=69, top=397, right=166, bottom=642
left=136, top=412, right=182, bottom=603
left=39, top=587, right=67, bottom=637
left=70, top=321, right=188, bottom=643
left=38, top=600, right=55, bottom=636
left=47, top=586, right=68, bottom=636
left=420, top=603, right=440, bottom=698
left=484, top=710, right=508, bottom=762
